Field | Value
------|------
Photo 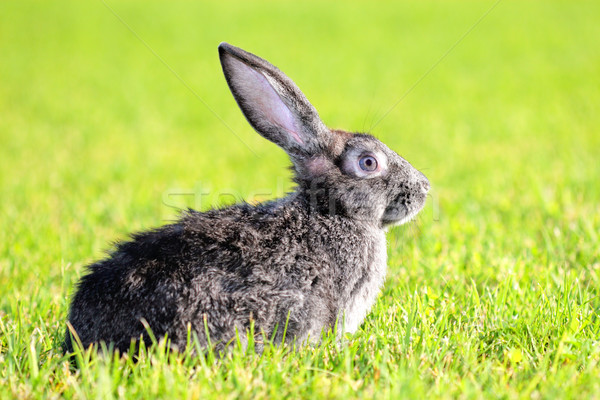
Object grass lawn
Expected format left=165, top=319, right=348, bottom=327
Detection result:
left=1, top=0, right=599, bottom=398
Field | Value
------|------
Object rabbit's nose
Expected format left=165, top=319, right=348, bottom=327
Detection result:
left=413, top=169, right=430, bottom=193
left=419, top=178, right=430, bottom=193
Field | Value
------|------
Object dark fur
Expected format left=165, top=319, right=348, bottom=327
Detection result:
left=64, top=43, right=429, bottom=354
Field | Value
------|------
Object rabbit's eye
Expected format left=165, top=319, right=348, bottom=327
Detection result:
left=341, top=149, right=386, bottom=178
left=359, top=155, right=378, bottom=172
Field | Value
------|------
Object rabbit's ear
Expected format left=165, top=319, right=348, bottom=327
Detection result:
left=219, top=43, right=330, bottom=155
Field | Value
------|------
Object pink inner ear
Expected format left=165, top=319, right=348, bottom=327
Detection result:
left=228, top=57, right=304, bottom=145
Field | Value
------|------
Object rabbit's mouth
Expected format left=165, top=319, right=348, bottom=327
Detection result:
left=381, top=203, right=411, bottom=227
left=381, top=193, right=426, bottom=227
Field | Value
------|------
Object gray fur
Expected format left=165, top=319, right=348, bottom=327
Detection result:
left=64, top=43, right=430, bottom=354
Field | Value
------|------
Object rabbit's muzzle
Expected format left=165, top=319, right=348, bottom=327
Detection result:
left=381, top=175, right=429, bottom=226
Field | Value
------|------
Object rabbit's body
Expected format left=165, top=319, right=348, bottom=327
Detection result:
left=65, top=43, right=429, bottom=353
left=66, top=196, right=387, bottom=353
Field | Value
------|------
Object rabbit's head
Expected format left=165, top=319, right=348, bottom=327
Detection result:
left=219, top=43, right=429, bottom=228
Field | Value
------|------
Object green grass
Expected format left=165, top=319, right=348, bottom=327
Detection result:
left=1, top=0, right=599, bottom=398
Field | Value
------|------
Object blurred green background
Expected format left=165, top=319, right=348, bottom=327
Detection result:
left=1, top=0, right=599, bottom=398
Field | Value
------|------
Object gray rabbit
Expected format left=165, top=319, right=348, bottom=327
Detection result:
left=64, top=43, right=430, bottom=354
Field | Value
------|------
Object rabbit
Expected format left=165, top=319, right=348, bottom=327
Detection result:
left=63, top=42, right=430, bottom=354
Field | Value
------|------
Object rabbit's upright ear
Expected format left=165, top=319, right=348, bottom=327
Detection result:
left=219, top=43, right=331, bottom=156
